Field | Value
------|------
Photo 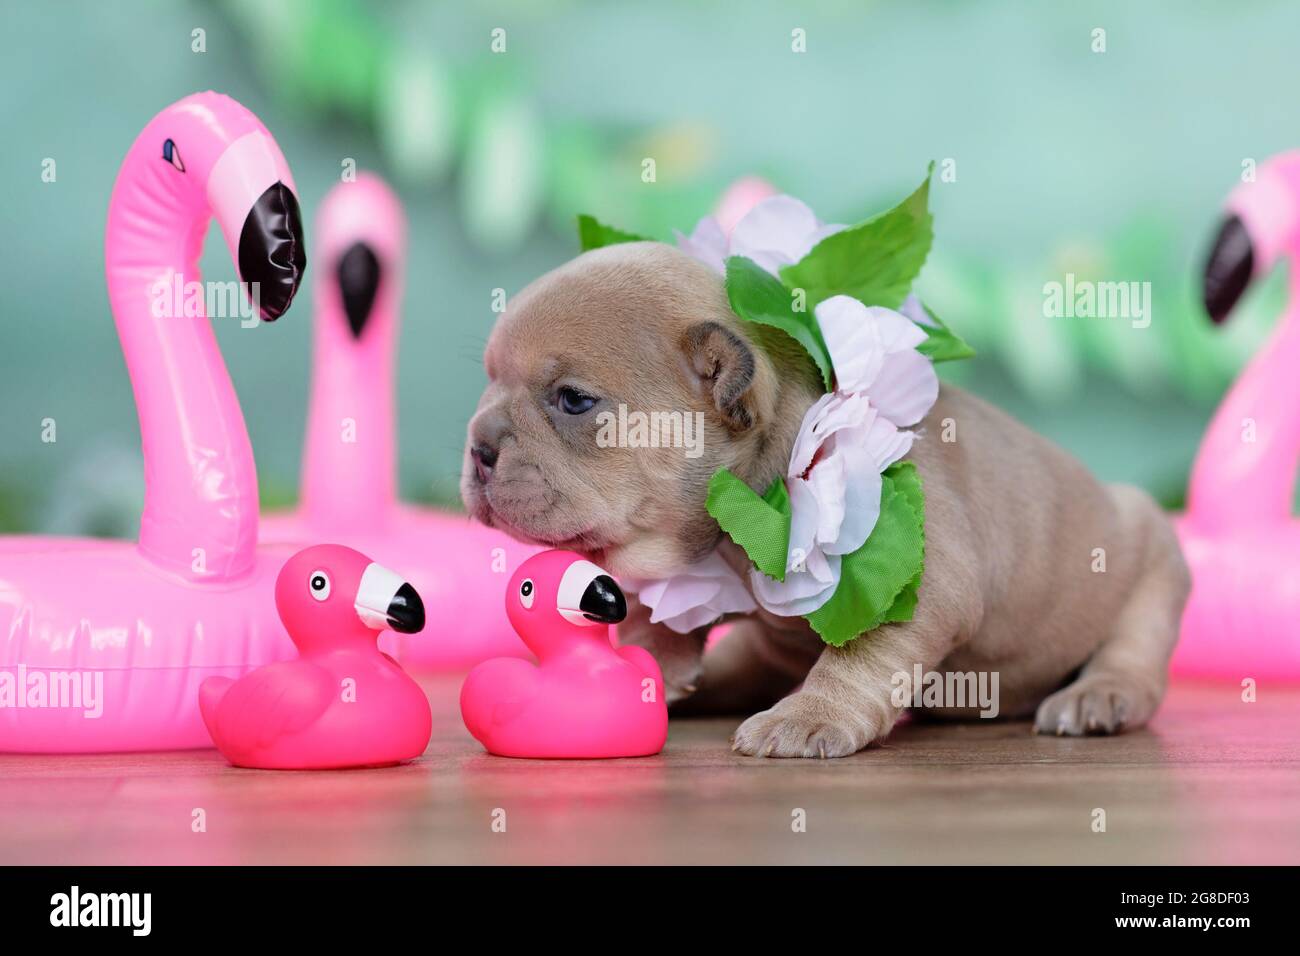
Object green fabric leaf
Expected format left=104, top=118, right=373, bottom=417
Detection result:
left=877, top=460, right=925, bottom=624
left=706, top=469, right=791, bottom=581
left=779, top=164, right=935, bottom=311
left=805, top=461, right=925, bottom=646
left=725, top=256, right=834, bottom=390
left=576, top=214, right=650, bottom=252
left=914, top=300, right=976, bottom=363
left=761, top=473, right=791, bottom=514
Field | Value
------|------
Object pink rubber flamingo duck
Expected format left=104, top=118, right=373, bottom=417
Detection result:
left=259, top=173, right=534, bottom=668
left=200, top=544, right=431, bottom=769
left=1174, top=151, right=1300, bottom=681
left=0, top=92, right=306, bottom=752
left=460, top=550, right=666, bottom=758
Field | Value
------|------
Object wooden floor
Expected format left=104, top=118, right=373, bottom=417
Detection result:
left=1, top=677, right=1297, bottom=865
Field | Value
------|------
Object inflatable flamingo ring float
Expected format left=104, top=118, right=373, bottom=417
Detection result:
left=260, top=174, right=534, bottom=668
left=201, top=544, right=431, bottom=769
left=0, top=92, right=306, bottom=752
left=461, top=550, right=666, bottom=758
left=1174, top=150, right=1300, bottom=681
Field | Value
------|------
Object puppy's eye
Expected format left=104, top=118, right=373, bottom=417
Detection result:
left=557, top=386, right=598, bottom=415
left=308, top=570, right=331, bottom=601
left=519, top=578, right=535, bottom=609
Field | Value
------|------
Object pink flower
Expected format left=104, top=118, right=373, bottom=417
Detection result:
left=749, top=296, right=938, bottom=616
left=654, top=198, right=943, bottom=623
left=751, top=393, right=914, bottom=616
left=815, top=296, right=939, bottom=427
left=676, top=195, right=845, bottom=278
left=626, top=551, right=756, bottom=634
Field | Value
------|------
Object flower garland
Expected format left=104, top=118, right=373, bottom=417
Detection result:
left=579, top=165, right=973, bottom=645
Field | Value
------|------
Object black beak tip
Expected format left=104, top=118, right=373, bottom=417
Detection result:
left=579, top=574, right=627, bottom=625
left=386, top=582, right=425, bottom=634
left=337, top=241, right=382, bottom=340
left=239, top=181, right=307, bottom=322
left=1203, top=214, right=1254, bottom=325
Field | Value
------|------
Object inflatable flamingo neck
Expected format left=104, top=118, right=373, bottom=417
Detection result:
left=1188, top=288, right=1300, bottom=531
left=105, top=92, right=304, bottom=581
left=1188, top=154, right=1300, bottom=532
left=301, top=175, right=406, bottom=529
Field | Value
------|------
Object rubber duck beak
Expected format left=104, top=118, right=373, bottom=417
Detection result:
left=579, top=574, right=627, bottom=625
left=355, top=563, right=426, bottom=634
left=555, top=558, right=627, bottom=626
left=1203, top=214, right=1255, bottom=324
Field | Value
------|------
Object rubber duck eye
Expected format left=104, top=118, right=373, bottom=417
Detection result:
left=519, top=578, right=535, bottom=609
left=557, top=386, right=597, bottom=415
left=308, top=570, right=332, bottom=602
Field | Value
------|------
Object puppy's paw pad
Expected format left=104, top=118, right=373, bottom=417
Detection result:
left=1033, top=676, right=1151, bottom=737
left=732, top=694, right=870, bottom=758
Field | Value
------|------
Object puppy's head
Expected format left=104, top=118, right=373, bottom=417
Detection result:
left=462, top=242, right=817, bottom=579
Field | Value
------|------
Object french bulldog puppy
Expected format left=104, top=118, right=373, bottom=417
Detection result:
left=462, top=242, right=1190, bottom=758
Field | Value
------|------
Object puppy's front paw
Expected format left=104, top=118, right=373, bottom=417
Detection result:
left=1033, top=674, right=1156, bottom=736
left=731, top=692, right=875, bottom=758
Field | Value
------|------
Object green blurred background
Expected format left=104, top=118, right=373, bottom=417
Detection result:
left=0, top=0, right=1293, bottom=535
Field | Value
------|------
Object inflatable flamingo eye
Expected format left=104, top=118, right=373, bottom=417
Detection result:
left=519, top=578, right=535, bottom=609
left=161, top=138, right=185, bottom=172
left=308, top=570, right=332, bottom=602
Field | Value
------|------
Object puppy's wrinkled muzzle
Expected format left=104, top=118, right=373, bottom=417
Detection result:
left=470, top=444, right=497, bottom=484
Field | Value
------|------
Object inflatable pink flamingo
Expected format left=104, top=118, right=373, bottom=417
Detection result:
left=259, top=174, right=533, bottom=667
left=0, top=92, right=306, bottom=752
left=1173, top=151, right=1300, bottom=681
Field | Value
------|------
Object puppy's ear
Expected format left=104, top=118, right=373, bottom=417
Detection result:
left=682, top=321, right=765, bottom=431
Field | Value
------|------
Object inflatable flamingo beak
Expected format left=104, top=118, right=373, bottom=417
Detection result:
left=1203, top=214, right=1254, bottom=324
left=238, top=182, right=306, bottom=321
left=355, top=562, right=425, bottom=634
left=1206, top=154, right=1300, bottom=324
left=336, top=241, right=382, bottom=338
left=207, top=130, right=307, bottom=323
left=555, top=559, right=627, bottom=627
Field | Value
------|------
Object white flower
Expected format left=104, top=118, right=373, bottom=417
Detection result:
left=676, top=195, right=845, bottom=278
left=675, top=215, right=728, bottom=275
left=750, top=393, right=914, bottom=617
left=656, top=196, right=943, bottom=624
left=625, top=551, right=756, bottom=634
left=815, top=296, right=939, bottom=427
left=898, top=292, right=935, bottom=328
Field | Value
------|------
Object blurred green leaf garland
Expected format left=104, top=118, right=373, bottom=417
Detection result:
left=217, top=0, right=1276, bottom=415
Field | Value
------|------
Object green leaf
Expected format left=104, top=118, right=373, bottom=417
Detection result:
left=779, top=164, right=935, bottom=311
left=706, top=469, right=791, bottom=581
left=725, top=256, right=834, bottom=390
left=805, top=461, right=925, bottom=646
left=877, top=460, right=925, bottom=623
left=761, top=474, right=791, bottom=513
left=913, top=300, right=976, bottom=363
left=576, top=214, right=650, bottom=252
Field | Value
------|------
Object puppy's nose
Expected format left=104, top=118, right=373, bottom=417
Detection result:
left=471, top=444, right=498, bottom=483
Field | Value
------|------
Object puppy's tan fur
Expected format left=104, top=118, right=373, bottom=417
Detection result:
left=463, top=242, right=1190, bottom=757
